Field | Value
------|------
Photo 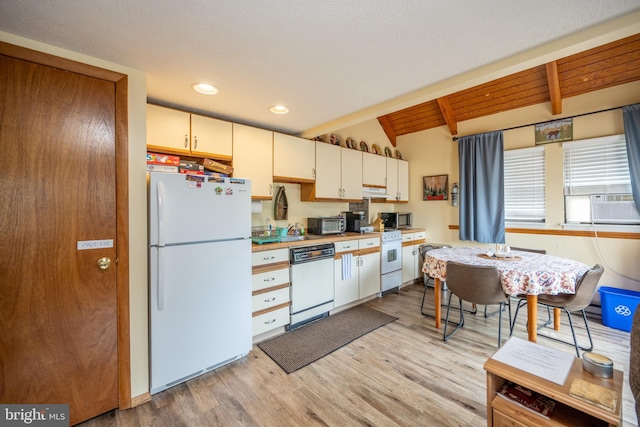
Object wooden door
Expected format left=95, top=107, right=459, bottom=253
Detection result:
left=0, top=53, right=119, bottom=425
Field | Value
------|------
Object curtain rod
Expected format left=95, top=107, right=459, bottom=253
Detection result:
left=451, top=106, right=623, bottom=141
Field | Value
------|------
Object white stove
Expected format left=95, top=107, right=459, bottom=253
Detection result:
left=381, top=230, right=402, bottom=294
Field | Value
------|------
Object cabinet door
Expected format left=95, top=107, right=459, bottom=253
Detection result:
left=397, top=160, right=409, bottom=202
left=402, top=244, right=416, bottom=284
left=341, top=147, right=363, bottom=200
left=273, top=133, right=315, bottom=182
left=147, top=104, right=190, bottom=154
left=315, top=142, right=342, bottom=199
left=233, top=124, right=273, bottom=199
left=362, top=152, right=386, bottom=187
left=386, top=157, right=399, bottom=201
left=359, top=252, right=381, bottom=298
left=190, top=114, right=232, bottom=159
left=334, top=257, right=359, bottom=308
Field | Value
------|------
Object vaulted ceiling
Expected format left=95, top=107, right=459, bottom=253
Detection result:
left=377, top=33, right=640, bottom=145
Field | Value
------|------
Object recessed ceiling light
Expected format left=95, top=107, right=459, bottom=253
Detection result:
left=192, top=83, right=219, bottom=95
left=269, top=105, right=289, bottom=114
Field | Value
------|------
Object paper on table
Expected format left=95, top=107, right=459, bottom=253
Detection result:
left=491, top=337, right=575, bottom=385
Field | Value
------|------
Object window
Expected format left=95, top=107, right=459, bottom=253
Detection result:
left=504, top=146, right=545, bottom=223
left=563, top=134, right=638, bottom=224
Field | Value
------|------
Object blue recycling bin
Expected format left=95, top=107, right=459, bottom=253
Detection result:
left=599, top=286, right=640, bottom=332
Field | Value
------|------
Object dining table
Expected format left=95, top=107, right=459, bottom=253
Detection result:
left=422, top=246, right=591, bottom=342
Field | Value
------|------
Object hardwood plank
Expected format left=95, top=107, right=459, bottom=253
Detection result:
left=78, top=284, right=638, bottom=427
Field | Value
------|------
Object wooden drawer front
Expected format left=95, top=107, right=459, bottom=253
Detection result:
left=401, top=233, right=415, bottom=243
left=252, top=306, right=289, bottom=336
left=492, top=409, right=531, bottom=427
left=252, top=287, right=290, bottom=312
left=334, top=240, right=358, bottom=253
left=252, top=268, right=289, bottom=292
left=358, top=237, right=380, bottom=249
left=251, top=248, right=289, bottom=267
left=414, top=231, right=426, bottom=240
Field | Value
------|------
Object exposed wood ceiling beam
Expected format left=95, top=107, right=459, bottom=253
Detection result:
left=436, top=96, right=458, bottom=135
left=377, top=115, right=397, bottom=146
left=545, top=61, right=562, bottom=115
left=375, top=33, right=640, bottom=140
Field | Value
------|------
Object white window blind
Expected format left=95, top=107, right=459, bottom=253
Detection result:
left=563, top=134, right=631, bottom=195
left=504, top=146, right=545, bottom=222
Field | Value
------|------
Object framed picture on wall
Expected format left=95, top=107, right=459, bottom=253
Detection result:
left=423, top=174, right=448, bottom=200
left=535, top=118, right=573, bottom=144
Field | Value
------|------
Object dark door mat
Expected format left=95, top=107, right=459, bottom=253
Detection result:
left=257, top=305, right=398, bottom=374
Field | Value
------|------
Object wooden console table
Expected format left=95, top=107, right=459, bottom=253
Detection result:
left=484, top=356, right=622, bottom=426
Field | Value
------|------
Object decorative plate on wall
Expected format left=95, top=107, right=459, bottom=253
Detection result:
left=359, top=141, right=369, bottom=152
left=371, top=144, right=381, bottom=155
left=384, top=147, right=393, bottom=157
left=395, top=149, right=402, bottom=160
left=329, top=134, right=340, bottom=145
left=345, top=137, right=356, bottom=149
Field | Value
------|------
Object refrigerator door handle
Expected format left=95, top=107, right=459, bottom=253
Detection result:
left=157, top=247, right=165, bottom=311
left=157, top=181, right=166, bottom=247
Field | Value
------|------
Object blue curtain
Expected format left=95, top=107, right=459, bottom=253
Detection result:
left=623, top=103, right=640, bottom=211
left=458, top=131, right=505, bottom=243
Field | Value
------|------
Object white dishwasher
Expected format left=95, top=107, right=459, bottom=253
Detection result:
left=288, top=243, right=335, bottom=330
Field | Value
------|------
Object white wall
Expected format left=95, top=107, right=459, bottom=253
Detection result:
left=0, top=31, right=150, bottom=399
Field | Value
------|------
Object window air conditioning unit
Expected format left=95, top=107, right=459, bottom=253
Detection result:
left=590, top=194, right=640, bottom=224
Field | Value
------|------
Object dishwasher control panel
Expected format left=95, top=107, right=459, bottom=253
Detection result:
left=290, top=243, right=335, bottom=264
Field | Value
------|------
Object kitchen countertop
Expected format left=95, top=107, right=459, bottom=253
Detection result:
left=251, top=228, right=425, bottom=252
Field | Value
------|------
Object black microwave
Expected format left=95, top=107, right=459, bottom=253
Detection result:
left=379, top=212, right=412, bottom=229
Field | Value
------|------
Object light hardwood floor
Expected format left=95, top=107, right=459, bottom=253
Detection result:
left=81, top=283, right=637, bottom=426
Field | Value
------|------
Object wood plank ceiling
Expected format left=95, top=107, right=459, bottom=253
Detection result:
left=378, top=33, right=640, bottom=145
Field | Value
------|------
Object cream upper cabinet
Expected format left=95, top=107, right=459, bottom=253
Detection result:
left=147, top=104, right=191, bottom=154
left=308, top=143, right=362, bottom=201
left=341, top=147, right=363, bottom=200
left=386, top=157, right=399, bottom=200
left=386, top=157, right=409, bottom=202
left=232, top=124, right=273, bottom=199
left=273, top=133, right=315, bottom=183
left=362, top=152, right=387, bottom=188
left=397, top=159, right=409, bottom=202
left=190, top=114, right=232, bottom=159
left=311, top=142, right=342, bottom=200
left=147, top=104, right=232, bottom=160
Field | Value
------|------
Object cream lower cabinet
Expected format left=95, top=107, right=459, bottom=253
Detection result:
left=334, top=238, right=381, bottom=308
left=233, top=124, right=273, bottom=200
left=251, top=249, right=290, bottom=338
left=402, top=230, right=426, bottom=284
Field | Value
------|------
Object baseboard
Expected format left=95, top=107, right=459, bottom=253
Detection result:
left=131, top=392, right=151, bottom=407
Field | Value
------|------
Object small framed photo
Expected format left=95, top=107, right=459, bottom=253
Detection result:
left=423, top=174, right=448, bottom=201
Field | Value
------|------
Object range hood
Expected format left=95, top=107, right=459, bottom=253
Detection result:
left=362, top=186, right=390, bottom=199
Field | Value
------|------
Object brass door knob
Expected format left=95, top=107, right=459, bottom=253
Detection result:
left=97, top=257, right=112, bottom=270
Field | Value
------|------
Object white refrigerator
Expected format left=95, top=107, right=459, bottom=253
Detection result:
left=148, top=172, right=252, bottom=394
